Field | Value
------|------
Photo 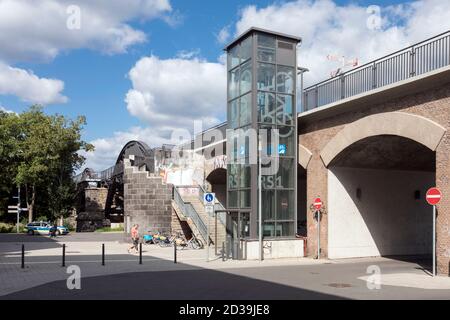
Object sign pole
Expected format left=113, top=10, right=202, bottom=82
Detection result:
left=426, top=187, right=441, bottom=277
left=207, top=207, right=210, bottom=262
left=203, top=193, right=215, bottom=263
left=317, top=210, right=320, bottom=259
left=433, top=204, right=436, bottom=277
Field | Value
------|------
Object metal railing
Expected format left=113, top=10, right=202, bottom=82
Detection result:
left=173, top=186, right=208, bottom=242
left=302, top=30, right=450, bottom=111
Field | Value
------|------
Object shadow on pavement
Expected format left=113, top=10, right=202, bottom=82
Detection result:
left=1, top=266, right=345, bottom=300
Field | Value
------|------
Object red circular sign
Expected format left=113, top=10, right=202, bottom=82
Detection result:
left=426, top=188, right=442, bottom=205
left=313, top=197, right=322, bottom=210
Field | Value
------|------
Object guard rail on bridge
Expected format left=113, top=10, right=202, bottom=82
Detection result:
left=303, top=30, right=450, bottom=111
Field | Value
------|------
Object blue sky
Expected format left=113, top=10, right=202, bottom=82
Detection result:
left=0, top=0, right=448, bottom=170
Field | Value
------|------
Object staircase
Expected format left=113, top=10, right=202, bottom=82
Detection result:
left=172, top=185, right=227, bottom=250
left=182, top=195, right=227, bottom=248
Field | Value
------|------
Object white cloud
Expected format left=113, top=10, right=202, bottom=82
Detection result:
left=0, top=0, right=173, bottom=63
left=0, top=62, right=67, bottom=105
left=0, top=0, right=175, bottom=105
left=125, top=55, right=226, bottom=130
left=232, top=0, right=450, bottom=85
left=216, top=25, right=231, bottom=44
left=85, top=54, right=227, bottom=170
left=81, top=126, right=173, bottom=171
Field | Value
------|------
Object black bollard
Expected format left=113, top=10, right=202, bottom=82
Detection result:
left=21, top=244, right=25, bottom=269
left=139, top=243, right=142, bottom=265
left=174, top=242, right=177, bottom=264
left=222, top=242, right=225, bottom=262
left=62, top=244, right=66, bottom=267
left=102, top=243, right=105, bottom=266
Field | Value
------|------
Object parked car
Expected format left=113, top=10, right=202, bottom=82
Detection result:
left=25, top=221, right=69, bottom=236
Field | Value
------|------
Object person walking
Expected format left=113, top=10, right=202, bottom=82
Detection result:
left=49, top=223, right=58, bottom=238
left=128, top=224, right=140, bottom=254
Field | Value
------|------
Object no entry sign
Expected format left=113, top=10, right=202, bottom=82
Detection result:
left=313, top=197, right=323, bottom=210
left=426, top=188, right=442, bottom=206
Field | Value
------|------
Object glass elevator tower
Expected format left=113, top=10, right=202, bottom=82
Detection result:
left=225, top=28, right=301, bottom=242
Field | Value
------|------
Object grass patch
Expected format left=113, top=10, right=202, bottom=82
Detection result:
left=95, top=226, right=124, bottom=233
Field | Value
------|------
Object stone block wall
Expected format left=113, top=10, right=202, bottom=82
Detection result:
left=124, top=159, right=173, bottom=236
left=76, top=187, right=109, bottom=232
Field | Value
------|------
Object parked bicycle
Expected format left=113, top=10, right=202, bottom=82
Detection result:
left=185, top=233, right=204, bottom=250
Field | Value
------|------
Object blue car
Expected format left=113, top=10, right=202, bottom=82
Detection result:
left=25, top=221, right=69, bottom=236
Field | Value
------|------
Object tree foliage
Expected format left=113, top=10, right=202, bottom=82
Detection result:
left=0, top=106, right=93, bottom=222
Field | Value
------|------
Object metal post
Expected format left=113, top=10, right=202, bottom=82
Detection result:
left=17, top=186, right=20, bottom=234
left=258, top=139, right=263, bottom=262
left=139, top=243, right=142, bottom=265
left=237, top=211, right=241, bottom=261
left=62, top=244, right=66, bottom=267
left=433, top=205, right=436, bottom=276
left=222, top=242, right=225, bottom=262
left=21, top=244, right=24, bottom=269
left=207, top=207, right=210, bottom=262
left=102, top=243, right=105, bottom=266
left=317, top=210, right=321, bottom=259
left=174, top=242, right=177, bottom=264
left=215, top=212, right=218, bottom=256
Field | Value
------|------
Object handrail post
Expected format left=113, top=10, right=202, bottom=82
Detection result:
left=314, top=86, right=319, bottom=109
left=340, top=74, right=345, bottom=99
left=410, top=46, right=416, bottom=77
left=372, top=62, right=377, bottom=89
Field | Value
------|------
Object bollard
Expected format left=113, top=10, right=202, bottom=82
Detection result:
left=222, top=242, right=225, bottom=262
left=62, top=244, right=66, bottom=267
left=174, top=242, right=177, bottom=264
left=139, top=243, right=142, bottom=265
left=21, top=244, right=25, bottom=269
left=102, top=243, right=105, bottom=266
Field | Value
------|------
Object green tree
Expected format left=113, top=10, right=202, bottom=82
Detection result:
left=14, top=106, right=93, bottom=222
left=0, top=110, right=21, bottom=217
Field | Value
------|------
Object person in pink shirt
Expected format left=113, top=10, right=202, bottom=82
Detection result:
left=128, top=224, right=140, bottom=254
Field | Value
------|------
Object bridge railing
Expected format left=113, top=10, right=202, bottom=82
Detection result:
left=302, top=30, right=450, bottom=111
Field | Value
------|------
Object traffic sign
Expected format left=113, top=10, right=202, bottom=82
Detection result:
left=8, top=205, right=18, bottom=214
left=426, top=188, right=442, bottom=206
left=313, top=197, right=322, bottom=210
left=204, top=193, right=215, bottom=206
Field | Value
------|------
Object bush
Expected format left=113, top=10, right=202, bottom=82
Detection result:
left=0, top=222, right=14, bottom=233
left=0, top=222, right=26, bottom=233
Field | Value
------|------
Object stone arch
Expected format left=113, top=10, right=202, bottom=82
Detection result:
left=320, top=112, right=446, bottom=167
left=298, top=144, right=313, bottom=170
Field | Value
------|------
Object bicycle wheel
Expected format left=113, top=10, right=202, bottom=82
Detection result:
left=196, top=238, right=204, bottom=249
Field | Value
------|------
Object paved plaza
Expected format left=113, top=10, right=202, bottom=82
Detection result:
left=1, top=233, right=450, bottom=299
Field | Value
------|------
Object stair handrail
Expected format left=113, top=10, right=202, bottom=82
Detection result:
left=173, top=186, right=208, bottom=242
